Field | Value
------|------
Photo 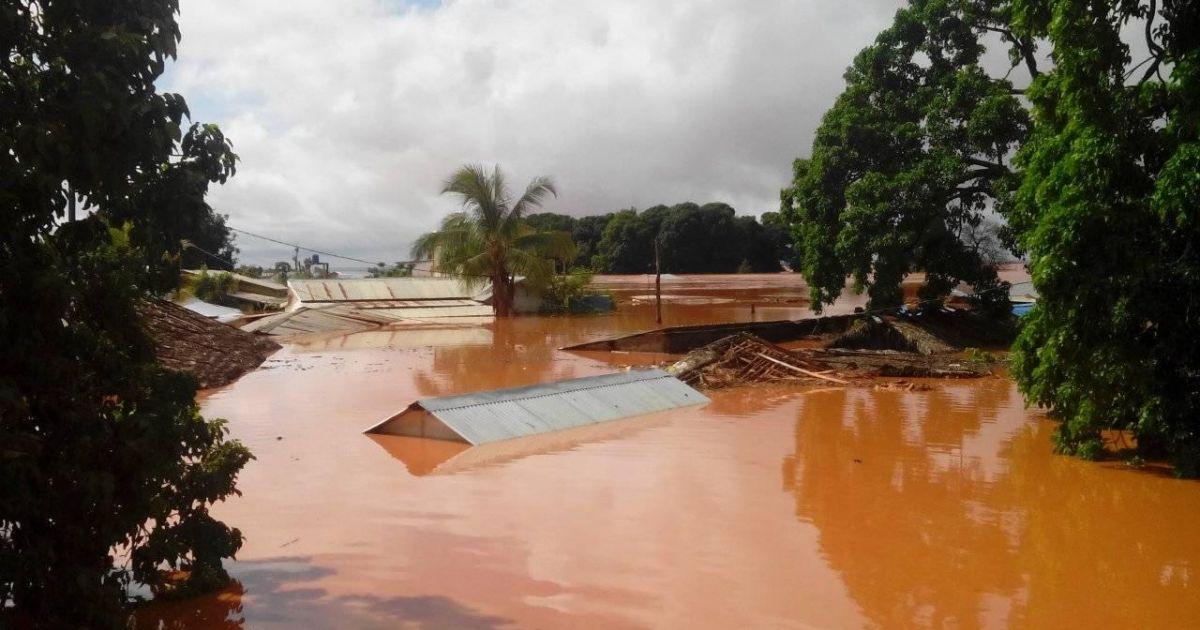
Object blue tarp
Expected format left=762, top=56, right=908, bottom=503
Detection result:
left=1012, top=302, right=1035, bottom=317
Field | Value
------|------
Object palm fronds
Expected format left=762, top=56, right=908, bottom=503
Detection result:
left=414, top=164, right=570, bottom=313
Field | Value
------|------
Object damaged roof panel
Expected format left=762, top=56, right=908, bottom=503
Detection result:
left=365, top=369, right=708, bottom=445
left=290, top=278, right=490, bottom=303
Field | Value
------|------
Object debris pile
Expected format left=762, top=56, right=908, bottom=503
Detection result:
left=828, top=317, right=956, bottom=354
left=667, top=332, right=994, bottom=390
left=795, top=347, right=990, bottom=378
left=140, top=299, right=281, bottom=388
left=667, top=334, right=849, bottom=389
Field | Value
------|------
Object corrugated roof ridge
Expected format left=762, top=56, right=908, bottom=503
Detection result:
left=422, top=370, right=677, bottom=412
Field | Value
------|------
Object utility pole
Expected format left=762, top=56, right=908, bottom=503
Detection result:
left=655, top=238, right=662, bottom=325
left=293, top=246, right=300, bottom=274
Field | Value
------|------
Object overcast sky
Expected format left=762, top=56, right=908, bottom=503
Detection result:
left=162, top=0, right=903, bottom=266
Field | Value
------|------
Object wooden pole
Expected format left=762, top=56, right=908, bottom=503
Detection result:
left=755, top=352, right=850, bottom=384
left=655, top=238, right=662, bottom=325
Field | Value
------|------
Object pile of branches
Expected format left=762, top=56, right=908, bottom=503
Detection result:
left=667, top=332, right=995, bottom=390
left=667, top=333, right=848, bottom=390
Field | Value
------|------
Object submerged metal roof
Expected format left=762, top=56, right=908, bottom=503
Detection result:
left=365, top=369, right=709, bottom=445
left=290, top=278, right=490, bottom=303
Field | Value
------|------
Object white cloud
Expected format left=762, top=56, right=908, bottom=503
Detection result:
left=165, top=0, right=902, bottom=265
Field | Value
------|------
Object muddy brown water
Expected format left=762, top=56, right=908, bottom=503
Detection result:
left=135, top=274, right=1200, bottom=629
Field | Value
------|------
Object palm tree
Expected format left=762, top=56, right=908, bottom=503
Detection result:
left=413, top=164, right=574, bottom=317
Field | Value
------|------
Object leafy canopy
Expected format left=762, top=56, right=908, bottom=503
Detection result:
left=413, top=164, right=574, bottom=316
left=791, top=0, right=1200, bottom=473
left=1, top=0, right=250, bottom=623
left=1008, top=0, right=1200, bottom=473
left=781, top=0, right=1028, bottom=312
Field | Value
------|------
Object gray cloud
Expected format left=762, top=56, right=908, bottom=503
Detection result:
left=166, top=0, right=904, bottom=265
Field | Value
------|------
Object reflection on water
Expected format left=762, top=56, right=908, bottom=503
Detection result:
left=371, top=412, right=672, bottom=476
left=135, top=557, right=511, bottom=629
left=787, top=382, right=1200, bottom=628
left=139, top=275, right=1200, bottom=629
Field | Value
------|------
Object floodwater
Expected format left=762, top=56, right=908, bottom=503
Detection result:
left=135, top=273, right=1200, bottom=629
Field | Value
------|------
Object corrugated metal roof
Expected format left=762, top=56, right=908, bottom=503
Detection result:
left=364, top=369, right=708, bottom=445
left=368, top=305, right=495, bottom=319
left=369, top=411, right=672, bottom=476
left=291, top=327, right=492, bottom=351
left=177, top=298, right=243, bottom=323
left=290, top=278, right=490, bottom=303
left=240, top=305, right=397, bottom=336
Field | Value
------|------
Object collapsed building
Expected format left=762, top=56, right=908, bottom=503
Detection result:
left=567, top=309, right=1014, bottom=390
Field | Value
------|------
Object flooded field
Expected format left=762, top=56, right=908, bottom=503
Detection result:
left=136, top=274, right=1200, bottom=629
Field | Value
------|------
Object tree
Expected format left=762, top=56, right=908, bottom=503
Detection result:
left=413, top=164, right=573, bottom=317
left=1, top=0, right=251, bottom=624
left=657, top=203, right=743, bottom=273
left=524, top=212, right=577, bottom=234
left=781, top=0, right=1028, bottom=312
left=760, top=211, right=801, bottom=271
left=368, top=261, right=415, bottom=278
left=594, top=209, right=652, bottom=273
left=571, top=214, right=613, bottom=269
left=590, top=203, right=784, bottom=274
left=104, top=122, right=240, bottom=285
left=1008, top=0, right=1200, bottom=473
left=733, top=215, right=784, bottom=273
left=525, top=213, right=578, bottom=272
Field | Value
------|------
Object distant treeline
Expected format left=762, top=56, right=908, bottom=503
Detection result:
left=526, top=203, right=798, bottom=274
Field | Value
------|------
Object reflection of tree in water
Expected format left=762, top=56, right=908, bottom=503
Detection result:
left=996, top=426, right=1200, bottom=628
left=784, top=383, right=1023, bottom=628
left=132, top=579, right=245, bottom=629
left=787, top=381, right=1200, bottom=628
left=412, top=320, right=579, bottom=398
left=132, top=557, right=511, bottom=629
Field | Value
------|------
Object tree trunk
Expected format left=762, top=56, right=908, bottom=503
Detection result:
left=492, top=270, right=510, bottom=317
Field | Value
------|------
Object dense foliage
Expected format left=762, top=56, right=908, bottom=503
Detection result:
left=781, top=0, right=1028, bottom=311
left=190, top=268, right=239, bottom=304
left=791, top=0, right=1200, bottom=473
left=527, top=203, right=788, bottom=274
left=368, top=261, right=415, bottom=278
left=414, top=165, right=573, bottom=316
left=538, top=269, right=614, bottom=314
left=1008, top=0, right=1200, bottom=473
left=1, top=1, right=251, bottom=624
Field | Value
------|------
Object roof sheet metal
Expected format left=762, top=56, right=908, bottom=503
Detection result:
left=365, top=369, right=709, bottom=445
left=240, top=305, right=397, bottom=336
left=291, top=327, right=493, bottom=351
left=370, top=411, right=673, bottom=476
left=289, top=278, right=489, bottom=303
left=369, top=305, right=494, bottom=319
left=178, top=298, right=243, bottom=323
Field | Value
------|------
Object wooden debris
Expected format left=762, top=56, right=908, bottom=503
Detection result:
left=667, top=333, right=849, bottom=389
left=667, top=332, right=995, bottom=391
left=792, top=348, right=990, bottom=378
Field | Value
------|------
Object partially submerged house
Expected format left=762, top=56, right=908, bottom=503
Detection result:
left=365, top=369, right=708, bottom=445
left=240, top=277, right=545, bottom=337
left=288, top=278, right=495, bottom=319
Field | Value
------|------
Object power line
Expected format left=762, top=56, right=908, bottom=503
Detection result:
left=226, top=226, right=385, bottom=266
left=181, top=240, right=234, bottom=270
